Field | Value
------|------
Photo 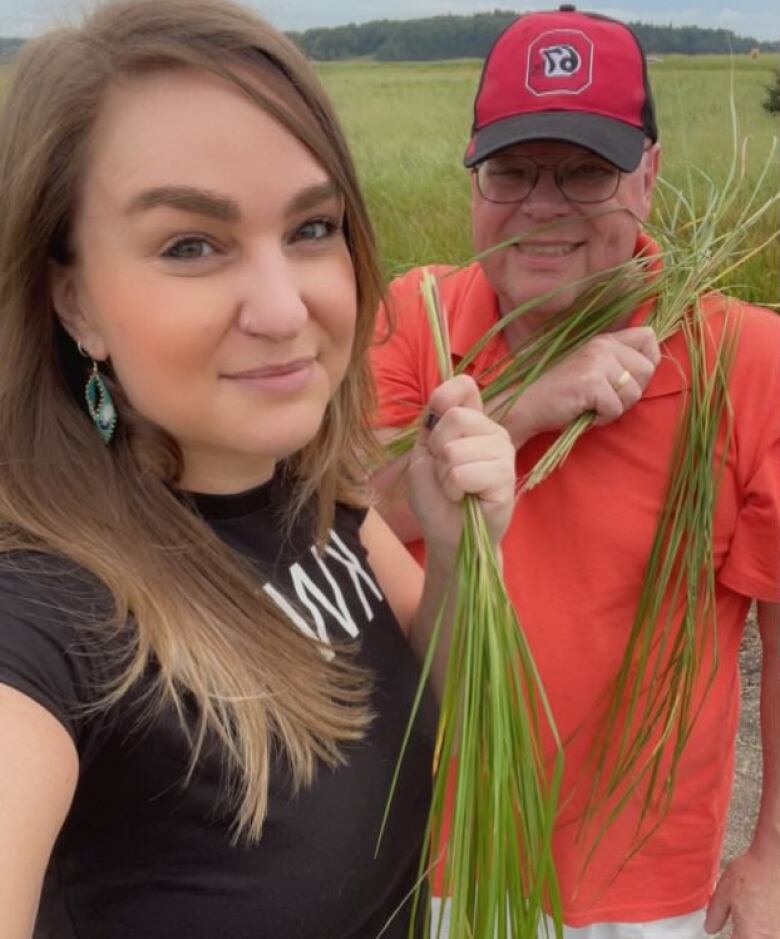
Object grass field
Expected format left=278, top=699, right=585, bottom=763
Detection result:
left=1, top=53, right=777, bottom=302
left=319, top=55, right=780, bottom=303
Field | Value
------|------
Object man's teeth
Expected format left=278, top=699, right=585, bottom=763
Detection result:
left=516, top=243, right=578, bottom=257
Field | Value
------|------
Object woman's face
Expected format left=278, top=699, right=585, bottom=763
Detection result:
left=53, top=67, right=357, bottom=493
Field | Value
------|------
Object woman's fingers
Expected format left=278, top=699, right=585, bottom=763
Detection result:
left=439, top=459, right=516, bottom=507
left=431, top=435, right=514, bottom=502
left=411, top=374, right=516, bottom=549
left=426, top=405, right=510, bottom=457
left=424, top=374, right=483, bottom=427
left=422, top=376, right=513, bottom=504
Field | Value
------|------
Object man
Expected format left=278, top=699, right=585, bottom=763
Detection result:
left=370, top=6, right=780, bottom=938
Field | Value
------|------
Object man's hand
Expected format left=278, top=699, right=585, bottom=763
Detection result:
left=497, top=326, right=661, bottom=448
left=705, top=848, right=780, bottom=937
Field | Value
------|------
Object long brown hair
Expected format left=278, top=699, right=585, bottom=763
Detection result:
left=0, top=0, right=384, bottom=839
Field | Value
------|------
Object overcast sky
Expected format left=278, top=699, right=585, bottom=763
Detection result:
left=5, top=0, right=780, bottom=41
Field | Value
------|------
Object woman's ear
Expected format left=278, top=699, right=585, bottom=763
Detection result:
left=49, top=261, right=108, bottom=360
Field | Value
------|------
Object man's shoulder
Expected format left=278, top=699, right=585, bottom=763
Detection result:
left=387, top=261, right=489, bottom=304
left=733, top=297, right=780, bottom=343
left=701, top=291, right=779, bottom=325
left=385, top=261, right=495, bottom=331
left=386, top=263, right=455, bottom=296
left=694, top=295, right=780, bottom=430
left=700, top=293, right=780, bottom=365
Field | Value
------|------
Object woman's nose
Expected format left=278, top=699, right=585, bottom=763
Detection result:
left=236, top=252, right=309, bottom=340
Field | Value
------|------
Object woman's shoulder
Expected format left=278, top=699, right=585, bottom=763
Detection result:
left=0, top=549, right=114, bottom=634
left=0, top=549, right=116, bottom=747
left=0, top=548, right=106, bottom=591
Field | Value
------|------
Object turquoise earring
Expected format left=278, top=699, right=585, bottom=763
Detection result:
left=79, top=344, right=117, bottom=444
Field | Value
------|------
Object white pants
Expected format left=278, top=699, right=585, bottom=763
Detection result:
left=429, top=899, right=707, bottom=938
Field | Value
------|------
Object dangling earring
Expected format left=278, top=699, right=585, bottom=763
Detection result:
left=78, top=342, right=117, bottom=444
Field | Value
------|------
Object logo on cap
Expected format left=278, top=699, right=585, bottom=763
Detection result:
left=540, top=44, right=581, bottom=77
left=526, top=29, right=593, bottom=96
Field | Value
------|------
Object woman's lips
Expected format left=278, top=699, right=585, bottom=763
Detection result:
left=224, top=358, right=316, bottom=393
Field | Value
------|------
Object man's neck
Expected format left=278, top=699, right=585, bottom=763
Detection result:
left=501, top=307, right=554, bottom=351
left=499, top=275, right=642, bottom=352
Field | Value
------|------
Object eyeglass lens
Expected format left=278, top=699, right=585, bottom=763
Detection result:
left=476, top=154, right=621, bottom=205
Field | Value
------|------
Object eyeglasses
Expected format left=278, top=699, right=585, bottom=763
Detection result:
left=474, top=153, right=622, bottom=205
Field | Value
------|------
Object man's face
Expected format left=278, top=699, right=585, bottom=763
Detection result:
left=471, top=139, right=660, bottom=333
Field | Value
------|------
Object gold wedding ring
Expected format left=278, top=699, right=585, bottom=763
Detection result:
left=611, top=369, right=632, bottom=392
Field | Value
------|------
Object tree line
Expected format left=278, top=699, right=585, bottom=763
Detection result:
left=288, top=12, right=779, bottom=62
left=0, top=38, right=24, bottom=60
left=3, top=14, right=778, bottom=65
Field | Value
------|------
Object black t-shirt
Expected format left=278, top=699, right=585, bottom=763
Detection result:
left=0, top=472, right=436, bottom=938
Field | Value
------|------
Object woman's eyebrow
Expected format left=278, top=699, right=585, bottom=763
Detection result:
left=286, top=181, right=341, bottom=217
left=123, top=180, right=341, bottom=222
left=124, top=186, right=241, bottom=222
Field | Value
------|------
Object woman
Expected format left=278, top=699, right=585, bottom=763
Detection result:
left=0, top=1, right=515, bottom=937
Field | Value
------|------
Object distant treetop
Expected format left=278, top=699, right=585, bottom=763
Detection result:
left=0, top=37, right=24, bottom=60
left=4, top=15, right=777, bottom=65
left=288, top=12, right=779, bottom=62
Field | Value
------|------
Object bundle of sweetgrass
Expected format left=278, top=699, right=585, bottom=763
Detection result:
left=380, top=270, right=564, bottom=939
left=575, top=303, right=738, bottom=871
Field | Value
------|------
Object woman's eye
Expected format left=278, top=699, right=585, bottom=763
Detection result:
left=162, top=237, right=216, bottom=260
left=295, top=218, right=339, bottom=242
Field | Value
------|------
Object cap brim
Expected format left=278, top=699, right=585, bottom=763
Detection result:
left=464, top=112, right=646, bottom=172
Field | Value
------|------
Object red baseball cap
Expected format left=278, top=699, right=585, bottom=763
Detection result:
left=464, top=5, right=658, bottom=172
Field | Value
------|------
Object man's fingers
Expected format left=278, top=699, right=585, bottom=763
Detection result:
left=704, top=872, right=731, bottom=934
left=591, top=384, right=626, bottom=424
left=611, top=325, right=661, bottom=365
left=612, top=343, right=658, bottom=390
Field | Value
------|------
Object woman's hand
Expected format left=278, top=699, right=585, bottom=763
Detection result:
left=499, top=326, right=661, bottom=447
left=408, top=374, right=515, bottom=563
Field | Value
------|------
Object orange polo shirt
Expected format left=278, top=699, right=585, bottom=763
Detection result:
left=370, top=236, right=780, bottom=925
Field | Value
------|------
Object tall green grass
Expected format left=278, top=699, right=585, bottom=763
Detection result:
left=320, top=56, right=780, bottom=303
